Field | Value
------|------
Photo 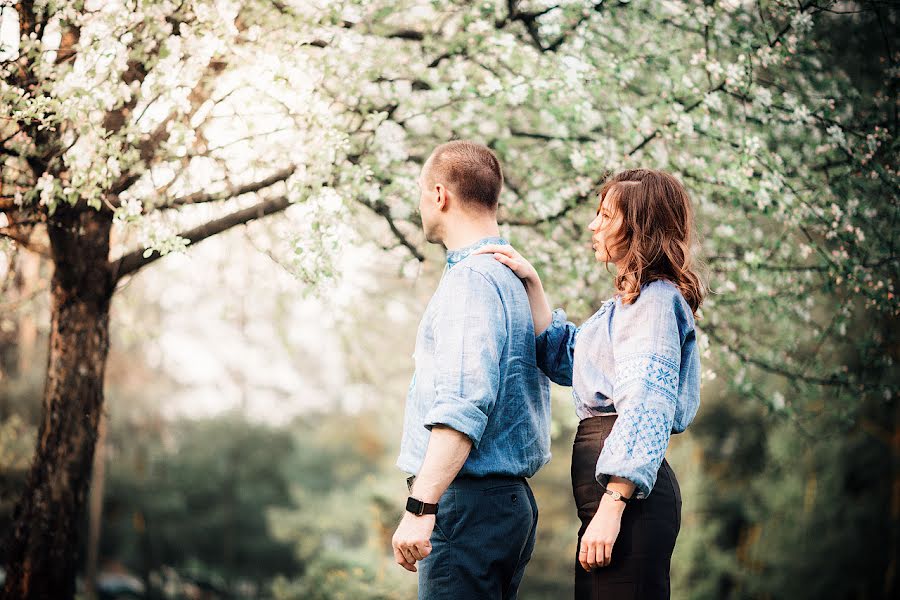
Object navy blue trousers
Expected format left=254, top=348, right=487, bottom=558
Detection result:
left=417, top=476, right=538, bottom=600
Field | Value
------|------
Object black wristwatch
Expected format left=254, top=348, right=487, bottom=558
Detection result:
left=406, top=496, right=439, bottom=516
left=601, top=487, right=632, bottom=504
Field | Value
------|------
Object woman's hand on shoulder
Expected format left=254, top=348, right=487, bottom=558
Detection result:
left=474, top=243, right=552, bottom=333
left=473, top=244, right=540, bottom=288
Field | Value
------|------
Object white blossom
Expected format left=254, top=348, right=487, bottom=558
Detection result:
left=36, top=173, right=56, bottom=207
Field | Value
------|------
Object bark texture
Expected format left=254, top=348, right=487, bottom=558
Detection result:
left=1, top=207, right=114, bottom=600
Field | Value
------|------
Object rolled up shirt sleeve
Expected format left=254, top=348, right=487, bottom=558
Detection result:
left=534, top=308, right=576, bottom=386
left=424, top=266, right=506, bottom=448
left=595, top=292, right=684, bottom=499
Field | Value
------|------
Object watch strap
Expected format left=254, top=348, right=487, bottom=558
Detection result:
left=601, top=487, right=631, bottom=504
left=406, top=496, right=439, bottom=516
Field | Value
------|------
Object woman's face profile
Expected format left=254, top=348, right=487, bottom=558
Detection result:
left=588, top=191, right=626, bottom=265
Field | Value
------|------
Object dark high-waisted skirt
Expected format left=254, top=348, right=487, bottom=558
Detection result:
left=572, top=415, right=682, bottom=600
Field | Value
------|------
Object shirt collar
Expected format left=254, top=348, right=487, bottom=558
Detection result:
left=446, top=236, right=508, bottom=270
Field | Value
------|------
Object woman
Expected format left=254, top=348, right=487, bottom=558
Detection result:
left=475, top=169, right=705, bottom=599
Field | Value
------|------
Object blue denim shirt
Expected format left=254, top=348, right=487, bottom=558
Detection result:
left=535, top=280, right=700, bottom=498
left=397, top=237, right=552, bottom=478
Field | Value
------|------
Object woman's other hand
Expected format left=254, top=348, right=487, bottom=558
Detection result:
left=578, top=497, right=626, bottom=571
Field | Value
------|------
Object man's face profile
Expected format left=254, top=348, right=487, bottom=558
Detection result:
left=418, top=157, right=442, bottom=244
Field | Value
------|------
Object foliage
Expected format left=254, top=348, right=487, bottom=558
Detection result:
left=1, top=0, right=895, bottom=408
left=1, top=1, right=897, bottom=598
left=101, top=415, right=301, bottom=589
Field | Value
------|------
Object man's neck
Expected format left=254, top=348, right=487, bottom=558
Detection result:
left=442, top=219, right=501, bottom=251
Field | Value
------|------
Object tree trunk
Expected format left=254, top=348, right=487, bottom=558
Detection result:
left=1, top=207, right=114, bottom=600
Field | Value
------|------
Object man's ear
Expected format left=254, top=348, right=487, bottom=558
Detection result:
left=434, top=183, right=448, bottom=211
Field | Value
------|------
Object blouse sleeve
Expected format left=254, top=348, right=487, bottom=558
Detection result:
left=534, top=308, right=577, bottom=386
left=594, top=291, right=685, bottom=499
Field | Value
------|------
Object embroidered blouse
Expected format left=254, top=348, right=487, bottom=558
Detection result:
left=535, top=279, right=700, bottom=498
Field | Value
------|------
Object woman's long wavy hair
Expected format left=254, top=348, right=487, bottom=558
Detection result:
left=598, top=169, right=707, bottom=315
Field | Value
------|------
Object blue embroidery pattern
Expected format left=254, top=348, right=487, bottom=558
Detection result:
left=604, top=404, right=670, bottom=460
left=574, top=297, right=615, bottom=339
left=446, top=236, right=508, bottom=270
left=596, top=350, right=681, bottom=498
left=615, top=352, right=679, bottom=403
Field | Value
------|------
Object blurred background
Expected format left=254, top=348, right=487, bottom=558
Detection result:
left=1, top=1, right=897, bottom=599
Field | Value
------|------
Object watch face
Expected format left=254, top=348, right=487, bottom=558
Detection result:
left=406, top=497, right=423, bottom=514
left=606, top=489, right=626, bottom=502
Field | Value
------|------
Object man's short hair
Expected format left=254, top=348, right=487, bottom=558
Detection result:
left=427, top=140, right=504, bottom=210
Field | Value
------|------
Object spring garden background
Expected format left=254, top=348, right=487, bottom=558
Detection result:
left=0, top=0, right=897, bottom=598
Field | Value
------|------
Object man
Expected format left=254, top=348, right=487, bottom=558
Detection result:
left=392, top=140, right=552, bottom=599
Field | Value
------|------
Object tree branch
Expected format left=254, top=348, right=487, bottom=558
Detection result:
left=387, top=29, right=425, bottom=41
left=503, top=80, right=728, bottom=226
left=113, top=194, right=293, bottom=280
left=628, top=81, right=727, bottom=156
left=499, top=1, right=604, bottom=53
left=107, top=58, right=230, bottom=201
left=0, top=224, right=50, bottom=258
left=352, top=197, right=425, bottom=262
left=501, top=191, right=596, bottom=226
left=152, top=165, right=296, bottom=212
left=701, top=321, right=866, bottom=389
left=509, top=128, right=596, bottom=143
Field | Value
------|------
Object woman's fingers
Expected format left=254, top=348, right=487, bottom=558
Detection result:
left=472, top=244, right=530, bottom=270
left=493, top=253, right=520, bottom=271
left=473, top=244, right=539, bottom=284
left=579, top=544, right=591, bottom=572
left=587, top=543, right=599, bottom=570
left=491, top=252, right=528, bottom=278
left=472, top=244, right=510, bottom=257
left=580, top=538, right=614, bottom=570
left=474, top=244, right=522, bottom=261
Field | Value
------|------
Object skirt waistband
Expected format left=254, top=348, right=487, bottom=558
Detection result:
left=576, top=414, right=618, bottom=439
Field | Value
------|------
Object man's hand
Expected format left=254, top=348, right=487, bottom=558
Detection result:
left=391, top=511, right=436, bottom=572
left=392, top=427, right=471, bottom=571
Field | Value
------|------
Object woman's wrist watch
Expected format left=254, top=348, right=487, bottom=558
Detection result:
left=601, top=487, right=631, bottom=504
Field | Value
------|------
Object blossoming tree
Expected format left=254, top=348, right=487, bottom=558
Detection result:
left=1, top=0, right=896, bottom=598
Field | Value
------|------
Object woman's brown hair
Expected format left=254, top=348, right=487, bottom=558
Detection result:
left=598, top=169, right=706, bottom=315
